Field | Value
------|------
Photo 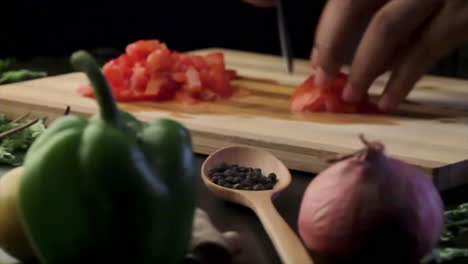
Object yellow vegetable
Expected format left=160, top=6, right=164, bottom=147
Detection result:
left=0, top=167, right=35, bottom=262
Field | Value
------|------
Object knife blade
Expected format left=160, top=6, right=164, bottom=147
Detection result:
left=275, top=0, right=294, bottom=74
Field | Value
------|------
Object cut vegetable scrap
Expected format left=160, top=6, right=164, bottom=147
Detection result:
left=289, top=73, right=380, bottom=114
left=77, top=40, right=238, bottom=104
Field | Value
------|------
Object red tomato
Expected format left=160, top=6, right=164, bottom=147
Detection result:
left=126, top=40, right=161, bottom=61
left=183, top=66, right=202, bottom=93
left=205, top=52, right=225, bottom=69
left=79, top=39, right=237, bottom=104
left=175, top=91, right=198, bottom=105
left=116, top=89, right=155, bottom=101
left=129, top=63, right=149, bottom=91
left=144, top=73, right=175, bottom=100
left=225, top=69, right=237, bottom=80
left=146, top=48, right=171, bottom=72
left=206, top=68, right=232, bottom=97
left=77, top=84, right=94, bottom=97
left=197, top=89, right=219, bottom=101
left=289, top=75, right=325, bottom=112
left=114, top=54, right=134, bottom=70
left=192, top=55, right=209, bottom=70
left=103, top=60, right=128, bottom=87
left=289, top=73, right=379, bottom=114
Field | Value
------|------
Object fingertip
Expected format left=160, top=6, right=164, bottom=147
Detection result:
left=314, top=67, right=335, bottom=88
left=342, top=83, right=361, bottom=103
left=377, top=94, right=398, bottom=112
left=310, top=47, right=319, bottom=69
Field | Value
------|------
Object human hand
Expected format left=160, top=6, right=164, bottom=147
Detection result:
left=241, top=0, right=274, bottom=8
left=312, top=0, right=468, bottom=112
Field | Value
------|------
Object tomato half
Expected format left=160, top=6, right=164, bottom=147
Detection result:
left=289, top=73, right=379, bottom=114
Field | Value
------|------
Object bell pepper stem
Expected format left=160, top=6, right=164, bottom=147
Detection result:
left=70, top=50, right=124, bottom=129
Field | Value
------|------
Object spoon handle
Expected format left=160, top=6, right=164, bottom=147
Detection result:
left=251, top=195, right=313, bottom=264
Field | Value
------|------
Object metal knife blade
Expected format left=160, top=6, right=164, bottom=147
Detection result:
left=276, top=0, right=293, bottom=74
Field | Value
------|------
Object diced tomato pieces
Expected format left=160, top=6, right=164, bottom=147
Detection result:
left=205, top=52, right=225, bottom=69
left=114, top=54, right=134, bottom=71
left=79, top=39, right=237, bottom=103
left=129, top=63, right=149, bottom=91
left=198, top=89, right=219, bottom=101
left=192, top=55, right=209, bottom=69
left=225, top=69, right=237, bottom=80
left=103, top=60, right=128, bottom=87
left=146, top=48, right=171, bottom=73
left=289, top=73, right=379, bottom=114
left=145, top=73, right=175, bottom=100
left=183, top=66, right=202, bottom=93
left=175, top=91, right=198, bottom=105
left=172, top=72, right=187, bottom=83
left=126, top=40, right=161, bottom=61
left=77, top=84, right=94, bottom=97
left=211, top=71, right=232, bottom=97
left=116, top=89, right=154, bottom=101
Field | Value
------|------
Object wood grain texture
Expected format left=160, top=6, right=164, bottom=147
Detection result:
left=1, top=48, right=468, bottom=191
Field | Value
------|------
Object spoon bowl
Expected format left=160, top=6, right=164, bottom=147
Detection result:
left=201, top=145, right=313, bottom=264
left=201, top=145, right=291, bottom=207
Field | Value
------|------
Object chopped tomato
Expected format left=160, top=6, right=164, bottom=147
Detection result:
left=129, top=63, right=149, bottom=91
left=197, top=89, right=219, bottom=101
left=116, top=89, right=157, bottom=101
left=175, top=91, right=198, bottom=105
left=205, top=52, right=225, bottom=69
left=144, top=73, right=175, bottom=100
left=207, top=68, right=232, bottom=97
left=225, top=69, right=237, bottom=81
left=77, top=84, right=93, bottom=97
left=79, top=39, right=238, bottom=103
left=126, top=40, right=161, bottom=61
left=289, top=73, right=379, bottom=114
left=183, top=66, right=202, bottom=93
left=103, top=61, right=128, bottom=87
left=172, top=72, right=187, bottom=83
left=146, top=48, right=171, bottom=72
left=192, top=55, right=209, bottom=69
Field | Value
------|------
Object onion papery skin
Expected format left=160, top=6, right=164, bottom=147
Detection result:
left=297, top=139, right=445, bottom=263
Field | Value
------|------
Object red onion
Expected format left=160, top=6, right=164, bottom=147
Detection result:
left=297, top=135, right=445, bottom=263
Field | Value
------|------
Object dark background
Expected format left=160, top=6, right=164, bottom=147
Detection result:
left=2, top=0, right=468, bottom=79
left=0, top=1, right=322, bottom=59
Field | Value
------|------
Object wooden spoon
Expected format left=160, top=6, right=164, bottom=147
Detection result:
left=201, top=145, right=313, bottom=264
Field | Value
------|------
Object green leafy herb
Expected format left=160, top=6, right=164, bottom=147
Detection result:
left=422, top=202, right=468, bottom=263
left=0, top=114, right=46, bottom=166
left=422, top=248, right=468, bottom=264
left=0, top=58, right=47, bottom=84
left=0, top=70, right=47, bottom=84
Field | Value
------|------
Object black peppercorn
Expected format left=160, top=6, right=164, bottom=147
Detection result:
left=208, top=162, right=279, bottom=191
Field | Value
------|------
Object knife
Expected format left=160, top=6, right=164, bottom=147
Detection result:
left=275, top=0, right=294, bottom=74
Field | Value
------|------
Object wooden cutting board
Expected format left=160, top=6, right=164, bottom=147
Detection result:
left=1, top=48, right=468, bottom=191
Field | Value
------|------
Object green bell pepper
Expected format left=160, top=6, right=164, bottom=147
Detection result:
left=18, top=51, right=198, bottom=264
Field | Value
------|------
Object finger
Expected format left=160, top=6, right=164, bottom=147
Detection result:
left=342, top=0, right=441, bottom=103
left=313, top=0, right=388, bottom=88
left=242, top=0, right=275, bottom=8
left=378, top=0, right=468, bottom=112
